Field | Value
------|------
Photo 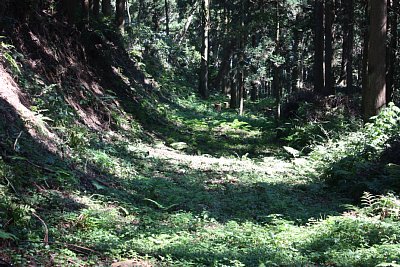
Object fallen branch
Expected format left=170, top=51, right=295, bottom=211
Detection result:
left=32, top=212, right=49, bottom=245
left=13, top=131, right=23, bottom=151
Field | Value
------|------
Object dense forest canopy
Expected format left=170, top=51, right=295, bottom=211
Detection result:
left=0, top=0, right=400, bottom=266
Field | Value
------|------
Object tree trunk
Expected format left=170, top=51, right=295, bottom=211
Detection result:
left=362, top=1, right=369, bottom=102
left=102, top=0, right=111, bottom=16
left=238, top=67, right=244, bottom=116
left=339, top=0, right=354, bottom=91
left=93, top=0, right=100, bottom=17
left=165, top=0, right=170, bottom=36
left=250, top=81, right=260, bottom=101
left=126, top=0, right=132, bottom=25
left=230, top=68, right=238, bottom=109
left=314, top=0, right=324, bottom=93
left=363, top=0, right=387, bottom=121
left=178, top=2, right=198, bottom=43
left=291, top=26, right=300, bottom=93
left=238, top=0, right=250, bottom=116
left=273, top=2, right=281, bottom=120
left=324, top=0, right=334, bottom=95
left=115, top=0, right=126, bottom=32
left=152, top=0, right=160, bottom=32
left=214, top=40, right=235, bottom=92
left=386, top=0, right=398, bottom=103
left=223, top=67, right=231, bottom=95
left=199, top=0, right=210, bottom=99
left=299, top=34, right=308, bottom=89
left=346, top=0, right=354, bottom=91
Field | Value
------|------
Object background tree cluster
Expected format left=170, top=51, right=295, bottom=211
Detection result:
left=127, top=0, right=399, bottom=121
left=3, top=0, right=398, bottom=121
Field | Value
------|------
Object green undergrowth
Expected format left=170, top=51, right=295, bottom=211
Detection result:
left=307, top=103, right=400, bottom=198
left=154, top=93, right=278, bottom=157
left=1, top=20, right=400, bottom=267
left=2, top=99, right=400, bottom=266
left=278, top=94, right=362, bottom=152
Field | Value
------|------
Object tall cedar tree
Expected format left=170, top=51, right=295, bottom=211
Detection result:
left=387, top=0, right=398, bottom=103
left=363, top=0, right=387, bottom=120
left=199, top=0, right=210, bottom=99
left=361, top=1, right=369, bottom=98
left=272, top=1, right=281, bottom=119
left=291, top=15, right=301, bottom=93
left=340, top=0, right=354, bottom=91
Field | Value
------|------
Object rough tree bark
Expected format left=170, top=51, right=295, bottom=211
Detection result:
left=386, top=0, right=398, bottom=103
left=362, top=1, right=369, bottom=100
left=291, top=25, right=300, bottom=93
left=363, top=0, right=387, bottom=121
left=214, top=40, right=235, bottom=93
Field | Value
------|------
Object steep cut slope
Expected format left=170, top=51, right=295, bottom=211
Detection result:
left=0, top=63, right=57, bottom=149
left=0, top=11, right=168, bottom=265
left=1, top=14, right=162, bottom=137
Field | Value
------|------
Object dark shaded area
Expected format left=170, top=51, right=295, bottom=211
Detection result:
left=381, top=137, right=400, bottom=165
left=281, top=90, right=360, bottom=120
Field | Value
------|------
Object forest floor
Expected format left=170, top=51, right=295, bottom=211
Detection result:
left=0, top=88, right=366, bottom=266
left=2, top=68, right=400, bottom=266
left=1, top=17, right=400, bottom=266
